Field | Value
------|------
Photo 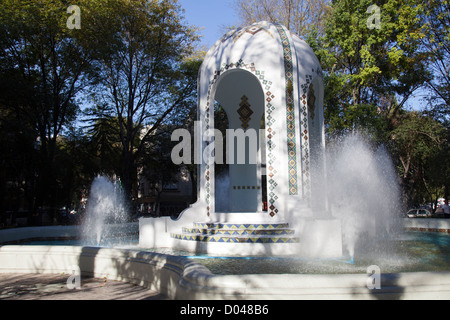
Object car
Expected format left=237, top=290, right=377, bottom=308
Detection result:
left=406, top=208, right=432, bottom=218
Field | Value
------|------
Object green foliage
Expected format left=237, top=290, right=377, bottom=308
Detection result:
left=78, top=0, right=200, bottom=202
left=83, top=103, right=122, bottom=176
left=0, top=0, right=93, bottom=213
left=315, top=0, right=430, bottom=136
left=390, top=111, right=449, bottom=206
left=0, top=0, right=201, bottom=216
left=421, top=0, right=450, bottom=123
left=313, top=0, right=448, bottom=204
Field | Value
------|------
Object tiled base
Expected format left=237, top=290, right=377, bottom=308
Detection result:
left=171, top=233, right=298, bottom=243
left=402, top=218, right=450, bottom=235
left=182, top=227, right=294, bottom=236
left=193, top=222, right=289, bottom=229
left=406, top=227, right=450, bottom=234
left=171, top=222, right=298, bottom=244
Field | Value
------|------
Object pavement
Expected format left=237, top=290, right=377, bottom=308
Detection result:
left=0, top=273, right=166, bottom=300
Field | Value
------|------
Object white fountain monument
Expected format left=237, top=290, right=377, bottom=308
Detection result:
left=139, top=21, right=342, bottom=257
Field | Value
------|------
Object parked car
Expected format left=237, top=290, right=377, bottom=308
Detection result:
left=406, top=208, right=432, bottom=218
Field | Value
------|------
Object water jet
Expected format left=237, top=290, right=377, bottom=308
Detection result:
left=81, top=175, right=128, bottom=247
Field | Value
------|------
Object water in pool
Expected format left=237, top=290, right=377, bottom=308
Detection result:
left=20, top=231, right=450, bottom=275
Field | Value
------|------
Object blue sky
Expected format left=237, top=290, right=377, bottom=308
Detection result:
left=178, top=0, right=239, bottom=48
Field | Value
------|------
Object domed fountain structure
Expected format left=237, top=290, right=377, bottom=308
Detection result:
left=139, top=21, right=342, bottom=258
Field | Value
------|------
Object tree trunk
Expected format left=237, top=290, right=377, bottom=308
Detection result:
left=121, top=147, right=135, bottom=219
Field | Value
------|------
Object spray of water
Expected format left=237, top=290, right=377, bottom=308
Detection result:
left=326, top=134, right=402, bottom=260
left=81, top=175, right=127, bottom=246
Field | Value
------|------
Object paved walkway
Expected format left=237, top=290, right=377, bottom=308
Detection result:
left=0, top=273, right=166, bottom=300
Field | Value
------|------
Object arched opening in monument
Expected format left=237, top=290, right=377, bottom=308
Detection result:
left=214, top=101, right=230, bottom=212
left=213, top=69, right=266, bottom=213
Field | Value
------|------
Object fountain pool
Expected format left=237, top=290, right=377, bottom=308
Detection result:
left=12, top=229, right=450, bottom=275
left=192, top=231, right=450, bottom=275
left=1, top=225, right=449, bottom=299
left=1, top=134, right=448, bottom=299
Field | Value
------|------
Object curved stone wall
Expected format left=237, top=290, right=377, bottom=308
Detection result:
left=1, top=245, right=450, bottom=300
left=1, top=221, right=450, bottom=299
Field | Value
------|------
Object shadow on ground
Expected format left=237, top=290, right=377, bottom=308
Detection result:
left=0, top=273, right=166, bottom=300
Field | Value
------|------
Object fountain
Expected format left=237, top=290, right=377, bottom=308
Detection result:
left=326, top=134, right=402, bottom=262
left=135, top=23, right=449, bottom=297
left=0, top=21, right=449, bottom=300
left=140, top=21, right=341, bottom=257
left=81, top=175, right=133, bottom=247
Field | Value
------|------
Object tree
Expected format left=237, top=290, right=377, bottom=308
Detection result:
left=80, top=0, right=200, bottom=207
left=138, top=125, right=180, bottom=216
left=83, top=104, right=123, bottom=176
left=390, top=111, right=448, bottom=208
left=0, top=0, right=92, bottom=211
left=51, top=128, right=95, bottom=212
left=234, top=0, right=330, bottom=37
left=419, top=0, right=450, bottom=202
left=307, top=0, right=450, bottom=207
left=0, top=103, right=38, bottom=216
left=421, top=0, right=450, bottom=123
left=312, top=0, right=430, bottom=139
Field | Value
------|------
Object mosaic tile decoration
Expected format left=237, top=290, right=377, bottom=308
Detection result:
left=170, top=233, right=299, bottom=243
left=203, top=59, right=279, bottom=217
left=275, top=24, right=298, bottom=196
left=171, top=233, right=299, bottom=244
left=289, top=31, right=324, bottom=202
left=406, top=227, right=450, bottom=234
left=182, top=227, right=295, bottom=236
left=233, top=185, right=261, bottom=190
left=171, top=222, right=298, bottom=243
left=299, top=74, right=316, bottom=201
left=193, top=222, right=289, bottom=229
left=221, top=22, right=275, bottom=43
left=307, top=85, right=316, bottom=120
left=237, top=95, right=253, bottom=129
left=205, top=164, right=211, bottom=216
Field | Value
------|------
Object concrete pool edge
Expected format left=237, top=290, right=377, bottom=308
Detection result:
left=1, top=245, right=450, bottom=300
left=1, top=219, right=450, bottom=300
left=403, top=217, right=450, bottom=233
